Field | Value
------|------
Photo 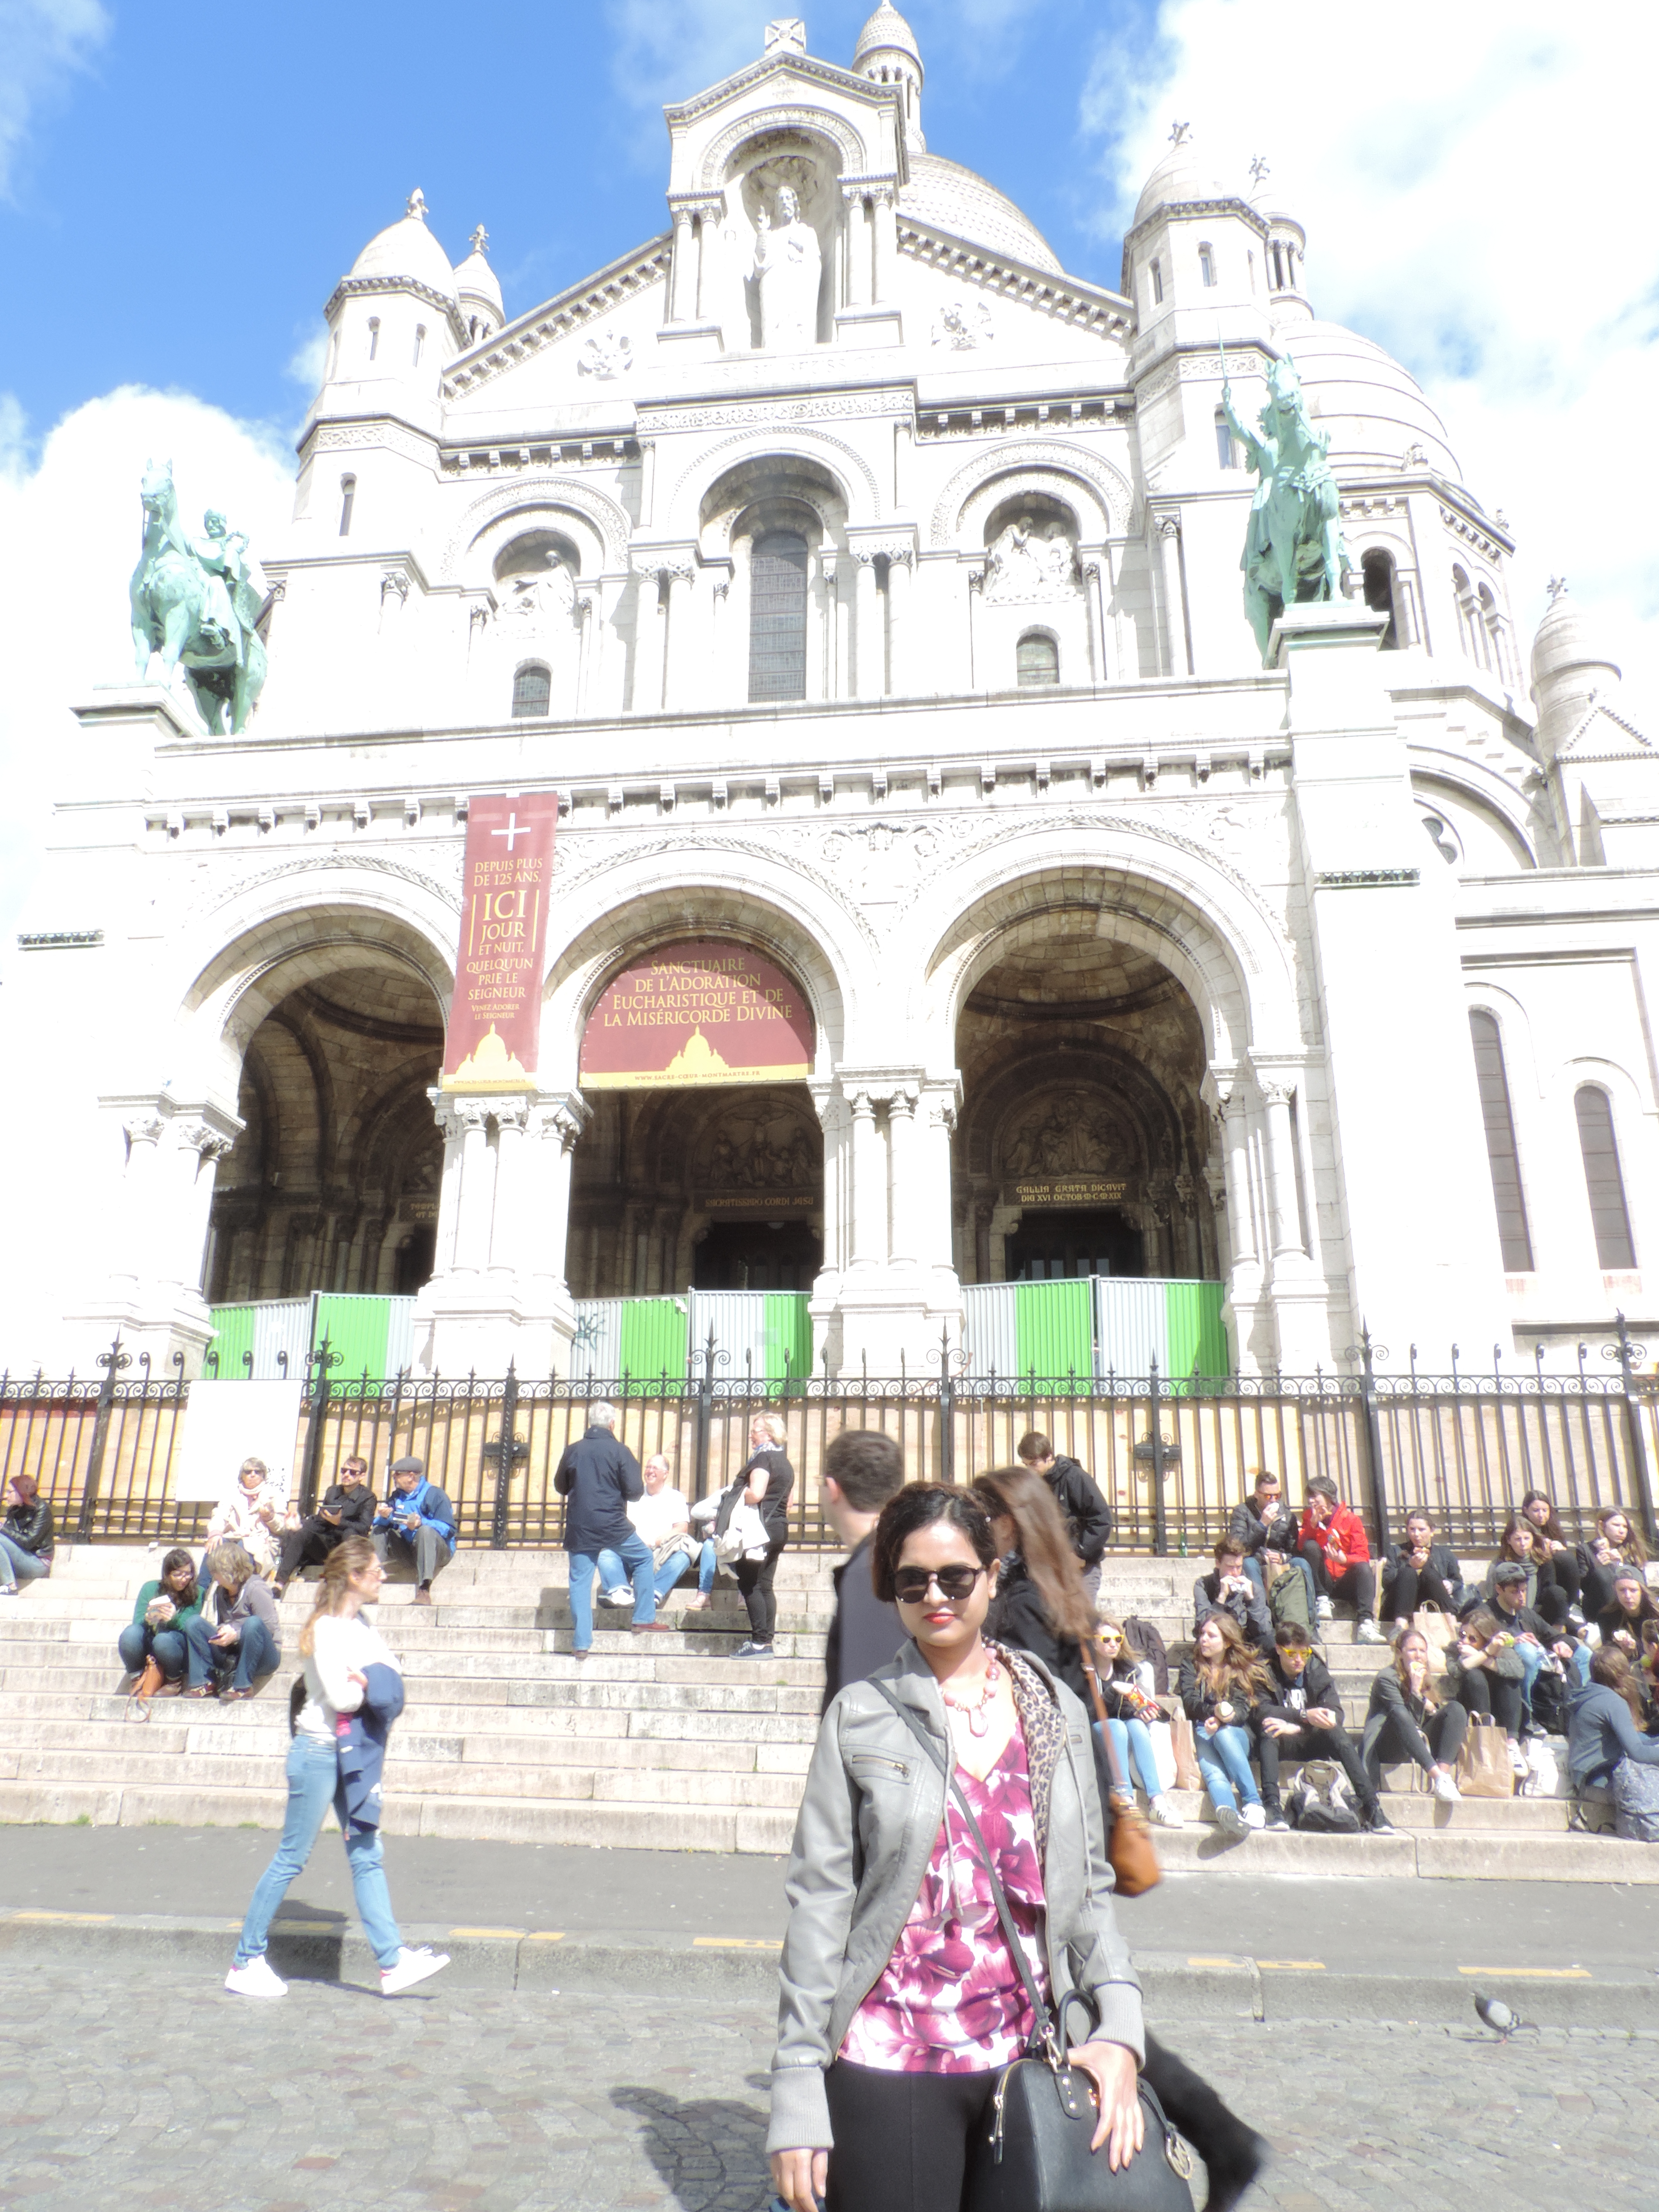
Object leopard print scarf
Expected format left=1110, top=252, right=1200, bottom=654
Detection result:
left=996, top=1643, right=1066, bottom=1862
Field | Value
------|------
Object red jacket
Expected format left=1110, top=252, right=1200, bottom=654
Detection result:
left=1299, top=1500, right=1370, bottom=1565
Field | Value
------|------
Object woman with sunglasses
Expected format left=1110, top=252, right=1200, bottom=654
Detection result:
left=768, top=1482, right=1145, bottom=2212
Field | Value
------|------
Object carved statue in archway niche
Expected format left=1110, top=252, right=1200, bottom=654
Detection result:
left=702, top=1106, right=820, bottom=1190
left=999, top=1092, right=1124, bottom=1180
left=983, top=514, right=1079, bottom=604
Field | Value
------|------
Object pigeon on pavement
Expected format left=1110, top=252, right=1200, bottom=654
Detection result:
left=1473, top=1992, right=1537, bottom=2040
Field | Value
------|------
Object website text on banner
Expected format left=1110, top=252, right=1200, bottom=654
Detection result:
left=441, top=795, right=560, bottom=1092
left=579, top=940, right=814, bottom=1089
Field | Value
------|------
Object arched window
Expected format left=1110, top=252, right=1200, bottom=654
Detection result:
left=1016, top=632, right=1059, bottom=687
left=511, top=662, right=552, bottom=719
left=1452, top=564, right=1484, bottom=667
left=413, top=324, right=426, bottom=367
left=337, top=474, right=356, bottom=538
left=1575, top=1087, right=1635, bottom=1269
left=1478, top=583, right=1511, bottom=686
left=1469, top=1012, right=1532, bottom=1270
left=367, top=316, right=380, bottom=361
left=1361, top=548, right=1400, bottom=649
left=1198, top=244, right=1216, bottom=288
left=1270, top=242, right=1285, bottom=289
left=748, top=531, right=808, bottom=702
left=1149, top=258, right=1163, bottom=305
left=1214, top=409, right=1237, bottom=470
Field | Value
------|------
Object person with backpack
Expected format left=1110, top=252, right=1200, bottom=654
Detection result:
left=1192, top=1535, right=1272, bottom=1650
left=1254, top=1622, right=1392, bottom=1833
left=1015, top=1431, right=1112, bottom=1601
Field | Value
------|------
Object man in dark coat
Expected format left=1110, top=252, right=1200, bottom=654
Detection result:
left=818, top=1428, right=906, bottom=1713
left=273, top=1452, right=375, bottom=1597
left=1016, top=1430, right=1112, bottom=1601
left=553, top=1403, right=656, bottom=1655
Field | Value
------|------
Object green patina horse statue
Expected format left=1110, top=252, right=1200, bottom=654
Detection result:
left=1220, top=351, right=1352, bottom=665
left=130, top=459, right=268, bottom=735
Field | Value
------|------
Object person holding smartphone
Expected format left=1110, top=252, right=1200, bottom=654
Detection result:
left=768, top=1483, right=1144, bottom=2212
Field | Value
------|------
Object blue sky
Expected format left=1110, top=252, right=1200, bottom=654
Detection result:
left=1, top=0, right=1654, bottom=944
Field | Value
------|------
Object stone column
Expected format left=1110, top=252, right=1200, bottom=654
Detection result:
left=871, top=186, right=897, bottom=303
left=843, top=187, right=871, bottom=307
left=886, top=1088, right=919, bottom=1266
left=853, top=553, right=882, bottom=698
left=489, top=1100, right=530, bottom=1278
left=534, top=1099, right=583, bottom=1293
left=630, top=565, right=665, bottom=714
left=819, top=552, right=843, bottom=699
left=1156, top=514, right=1190, bottom=678
left=451, top=1101, right=494, bottom=1275
left=1219, top=1088, right=1259, bottom=1278
left=1256, top=1080, right=1305, bottom=1264
left=171, top=1122, right=235, bottom=1298
left=662, top=562, right=696, bottom=710
left=670, top=206, right=696, bottom=322
left=431, top=1099, right=467, bottom=1274
left=112, top=1110, right=167, bottom=1295
left=1083, top=555, right=1110, bottom=684
left=885, top=547, right=912, bottom=695
left=848, top=1090, right=887, bottom=1270
left=694, top=204, right=721, bottom=319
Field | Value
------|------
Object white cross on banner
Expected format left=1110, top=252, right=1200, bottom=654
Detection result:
left=441, top=791, right=561, bottom=1092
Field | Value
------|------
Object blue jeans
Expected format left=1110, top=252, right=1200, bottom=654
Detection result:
left=1102, top=1716, right=1163, bottom=1799
left=597, top=1542, right=714, bottom=1602
left=1515, top=1639, right=1546, bottom=1722
left=183, top=1611, right=279, bottom=1690
left=1242, top=1553, right=1316, bottom=1612
left=0, top=1532, right=50, bottom=1590
left=117, top=1623, right=189, bottom=1681
left=1194, top=1723, right=1261, bottom=1814
left=1571, top=1641, right=1593, bottom=1689
left=234, top=1735, right=402, bottom=1970
left=567, top=1531, right=654, bottom=1649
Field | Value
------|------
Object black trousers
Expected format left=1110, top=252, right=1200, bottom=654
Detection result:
left=825, top=2039, right=1258, bottom=2212
left=1456, top=1665, right=1523, bottom=1735
left=1255, top=1721, right=1378, bottom=1814
left=1381, top=1563, right=1458, bottom=1621
left=1582, top=1563, right=1621, bottom=1621
left=1543, top=1550, right=1583, bottom=1610
left=736, top=1541, right=785, bottom=1643
left=1299, top=1542, right=1376, bottom=1614
left=275, top=1517, right=350, bottom=1585
left=1363, top=1701, right=1467, bottom=1790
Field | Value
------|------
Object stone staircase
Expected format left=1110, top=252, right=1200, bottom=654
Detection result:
left=0, top=1545, right=1651, bottom=1880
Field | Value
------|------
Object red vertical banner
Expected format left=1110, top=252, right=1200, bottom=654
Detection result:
left=441, top=793, right=559, bottom=1092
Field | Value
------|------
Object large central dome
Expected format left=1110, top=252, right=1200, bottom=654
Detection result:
left=900, top=153, right=1062, bottom=275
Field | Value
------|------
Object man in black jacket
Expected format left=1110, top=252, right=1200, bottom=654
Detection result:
left=1256, top=1622, right=1392, bottom=1833
left=272, top=1453, right=376, bottom=1597
left=818, top=1429, right=905, bottom=1713
left=1016, top=1431, right=1112, bottom=1601
left=553, top=1403, right=656, bottom=1656
left=1226, top=1469, right=1315, bottom=1615
left=1193, top=1536, right=1273, bottom=1650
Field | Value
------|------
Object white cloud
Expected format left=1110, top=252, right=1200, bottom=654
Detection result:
left=1085, top=0, right=1659, bottom=725
left=602, top=0, right=760, bottom=117
left=285, top=324, right=329, bottom=396
left=0, top=386, right=293, bottom=942
left=0, top=0, right=110, bottom=197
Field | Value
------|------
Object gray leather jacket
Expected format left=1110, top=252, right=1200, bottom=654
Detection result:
left=768, top=1640, right=1144, bottom=2153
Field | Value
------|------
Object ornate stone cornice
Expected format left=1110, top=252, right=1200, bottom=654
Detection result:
left=323, top=272, right=467, bottom=348
left=1314, top=868, right=1421, bottom=889
left=638, top=386, right=911, bottom=436
left=441, top=237, right=671, bottom=399
left=900, top=220, right=1132, bottom=340
left=1439, top=501, right=1513, bottom=565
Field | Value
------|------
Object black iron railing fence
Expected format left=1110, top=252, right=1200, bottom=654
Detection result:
left=5, top=1321, right=1656, bottom=1557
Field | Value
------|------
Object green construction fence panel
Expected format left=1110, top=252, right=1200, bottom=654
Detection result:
left=764, top=1293, right=814, bottom=1385
left=1013, top=1279, right=1093, bottom=1381
left=618, top=1298, right=689, bottom=1384
left=1163, top=1279, right=1229, bottom=1381
left=311, top=1294, right=392, bottom=1386
left=206, top=1304, right=257, bottom=1380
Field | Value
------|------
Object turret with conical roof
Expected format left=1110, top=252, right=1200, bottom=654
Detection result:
left=853, top=3, right=924, bottom=153
left=454, top=225, right=504, bottom=347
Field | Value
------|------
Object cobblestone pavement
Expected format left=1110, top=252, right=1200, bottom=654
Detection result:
left=0, top=1963, right=1651, bottom=2211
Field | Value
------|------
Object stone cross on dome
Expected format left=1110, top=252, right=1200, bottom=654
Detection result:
left=470, top=225, right=489, bottom=255
left=1548, top=576, right=1568, bottom=602
left=765, top=18, right=806, bottom=52
left=1169, top=120, right=1192, bottom=146
left=1249, top=155, right=1270, bottom=186
left=406, top=188, right=428, bottom=222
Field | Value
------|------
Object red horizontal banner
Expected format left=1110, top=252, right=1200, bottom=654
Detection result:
left=441, top=794, right=559, bottom=1092
left=581, top=940, right=813, bottom=1089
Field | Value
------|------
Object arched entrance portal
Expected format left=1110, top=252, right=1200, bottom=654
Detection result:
left=953, top=914, right=1218, bottom=1286
left=570, top=940, right=822, bottom=1299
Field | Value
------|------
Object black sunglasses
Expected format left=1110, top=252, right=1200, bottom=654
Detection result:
left=893, top=1565, right=984, bottom=1604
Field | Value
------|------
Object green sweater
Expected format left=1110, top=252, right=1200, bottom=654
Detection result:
left=130, top=1579, right=206, bottom=1633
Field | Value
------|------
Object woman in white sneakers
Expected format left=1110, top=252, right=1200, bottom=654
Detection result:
left=1361, top=1626, right=1466, bottom=1805
left=223, top=1535, right=448, bottom=2001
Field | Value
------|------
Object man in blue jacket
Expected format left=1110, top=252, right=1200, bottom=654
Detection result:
left=553, top=1402, right=657, bottom=1657
left=371, top=1456, right=455, bottom=1606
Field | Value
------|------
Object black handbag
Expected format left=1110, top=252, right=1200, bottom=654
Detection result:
left=872, top=1683, right=1195, bottom=2212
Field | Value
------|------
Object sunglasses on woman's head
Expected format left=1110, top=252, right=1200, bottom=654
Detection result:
left=893, top=1565, right=984, bottom=1604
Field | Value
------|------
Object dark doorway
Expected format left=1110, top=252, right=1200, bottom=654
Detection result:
left=393, top=1224, right=436, bottom=1295
left=694, top=1219, right=821, bottom=1291
left=1006, top=1209, right=1143, bottom=1281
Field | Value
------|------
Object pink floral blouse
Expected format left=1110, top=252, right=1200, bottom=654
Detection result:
left=840, top=1724, right=1051, bottom=2074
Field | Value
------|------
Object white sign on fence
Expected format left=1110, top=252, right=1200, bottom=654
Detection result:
left=172, top=1379, right=305, bottom=1502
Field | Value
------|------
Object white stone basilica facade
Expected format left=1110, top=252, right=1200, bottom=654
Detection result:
left=11, top=9, right=1659, bottom=1383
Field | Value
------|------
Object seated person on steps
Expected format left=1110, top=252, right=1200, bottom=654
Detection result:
left=1380, top=1511, right=1466, bottom=1622
left=1177, top=1612, right=1270, bottom=1837
left=274, top=1452, right=375, bottom=1597
left=1298, top=1475, right=1383, bottom=1642
left=118, top=1547, right=205, bottom=1711
left=0, top=1474, right=54, bottom=1597
left=182, top=1540, right=282, bottom=1699
left=1443, top=1591, right=1535, bottom=1780
left=1255, top=1620, right=1393, bottom=1834
left=204, top=1457, right=283, bottom=1579
left=1227, top=1468, right=1315, bottom=1615
left=1362, top=1625, right=1466, bottom=1804
left=596, top=1453, right=713, bottom=1609
left=371, top=1455, right=455, bottom=1606
left=1193, top=1534, right=1273, bottom=1650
